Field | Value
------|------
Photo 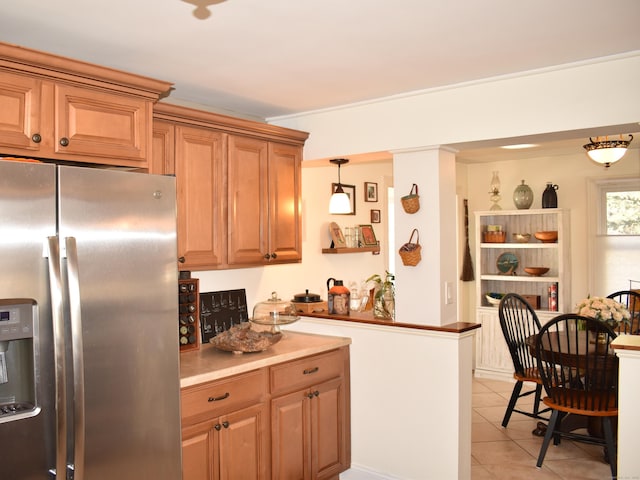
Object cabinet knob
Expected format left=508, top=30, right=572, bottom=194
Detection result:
left=307, top=392, right=314, bottom=399
left=59, top=137, right=70, bottom=147
left=263, top=253, right=271, bottom=260
left=31, top=133, right=42, bottom=143
left=313, top=390, right=320, bottom=397
left=222, top=421, right=229, bottom=429
left=178, top=256, right=186, bottom=263
left=214, top=424, right=221, bottom=431
left=270, top=253, right=277, bottom=259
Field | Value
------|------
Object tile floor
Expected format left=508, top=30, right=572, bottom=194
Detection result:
left=471, top=377, right=614, bottom=479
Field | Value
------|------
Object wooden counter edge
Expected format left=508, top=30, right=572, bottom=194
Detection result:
left=612, top=335, right=640, bottom=352
left=301, top=311, right=480, bottom=333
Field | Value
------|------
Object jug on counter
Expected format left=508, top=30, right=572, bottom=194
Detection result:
left=327, top=278, right=350, bottom=315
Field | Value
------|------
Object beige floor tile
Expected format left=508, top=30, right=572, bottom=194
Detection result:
left=475, top=378, right=517, bottom=394
left=472, top=440, right=536, bottom=467
left=474, top=405, right=508, bottom=423
left=473, top=381, right=493, bottom=393
left=516, top=438, right=592, bottom=461
left=544, top=457, right=613, bottom=480
left=500, top=418, right=545, bottom=440
left=472, top=422, right=512, bottom=442
left=473, top=410, right=491, bottom=423
left=473, top=392, right=510, bottom=408
left=471, top=464, right=496, bottom=479
left=480, top=463, right=562, bottom=480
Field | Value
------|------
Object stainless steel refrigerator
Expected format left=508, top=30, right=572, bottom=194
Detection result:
left=0, top=159, right=182, bottom=479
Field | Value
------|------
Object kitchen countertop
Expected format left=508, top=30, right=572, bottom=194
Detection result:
left=179, top=330, right=351, bottom=388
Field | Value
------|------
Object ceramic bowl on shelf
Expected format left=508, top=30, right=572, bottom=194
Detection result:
left=512, top=233, right=531, bottom=243
left=485, top=293, right=504, bottom=306
left=524, top=266, right=550, bottom=276
left=534, top=231, right=558, bottom=243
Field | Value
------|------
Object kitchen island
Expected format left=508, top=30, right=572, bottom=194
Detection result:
left=179, top=330, right=351, bottom=480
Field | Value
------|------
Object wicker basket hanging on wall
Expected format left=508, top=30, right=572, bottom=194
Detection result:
left=400, top=184, right=420, bottom=214
left=398, top=228, right=422, bottom=266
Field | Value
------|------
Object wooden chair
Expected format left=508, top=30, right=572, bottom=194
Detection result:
left=607, top=290, right=640, bottom=334
left=498, top=293, right=550, bottom=428
left=535, top=314, right=618, bottom=478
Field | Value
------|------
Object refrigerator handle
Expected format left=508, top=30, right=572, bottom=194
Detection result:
left=45, top=236, right=68, bottom=480
left=65, top=237, right=85, bottom=480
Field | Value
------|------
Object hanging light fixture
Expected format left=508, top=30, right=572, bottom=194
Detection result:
left=329, top=158, right=351, bottom=214
left=583, top=134, right=633, bottom=168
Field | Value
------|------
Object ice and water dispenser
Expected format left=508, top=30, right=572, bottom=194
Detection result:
left=0, top=301, right=37, bottom=422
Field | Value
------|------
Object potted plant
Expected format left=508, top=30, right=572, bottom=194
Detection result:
left=366, top=271, right=395, bottom=319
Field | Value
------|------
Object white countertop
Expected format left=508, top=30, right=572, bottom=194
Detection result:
left=179, top=331, right=352, bottom=388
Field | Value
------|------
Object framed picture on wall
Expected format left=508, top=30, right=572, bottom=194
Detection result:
left=331, top=183, right=356, bottom=215
left=370, top=209, right=381, bottom=223
left=359, top=224, right=378, bottom=246
left=365, top=182, right=378, bottom=202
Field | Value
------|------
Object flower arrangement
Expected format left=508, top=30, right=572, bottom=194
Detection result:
left=575, top=296, right=631, bottom=329
left=366, top=271, right=395, bottom=319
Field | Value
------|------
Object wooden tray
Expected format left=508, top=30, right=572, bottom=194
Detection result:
left=292, top=301, right=327, bottom=314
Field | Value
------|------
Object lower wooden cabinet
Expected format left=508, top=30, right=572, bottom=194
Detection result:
left=180, top=347, right=351, bottom=480
left=270, top=347, right=351, bottom=480
left=182, top=403, right=269, bottom=480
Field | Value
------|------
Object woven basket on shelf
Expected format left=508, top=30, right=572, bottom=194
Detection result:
left=401, top=184, right=420, bottom=214
left=398, top=228, right=422, bottom=266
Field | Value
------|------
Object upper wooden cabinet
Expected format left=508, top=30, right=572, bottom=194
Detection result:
left=153, top=102, right=308, bottom=271
left=0, top=42, right=171, bottom=168
left=227, top=136, right=302, bottom=266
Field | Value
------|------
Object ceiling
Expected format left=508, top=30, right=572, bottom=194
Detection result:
left=1, top=0, right=639, bottom=160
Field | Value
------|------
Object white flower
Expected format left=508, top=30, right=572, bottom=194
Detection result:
left=574, top=296, right=631, bottom=327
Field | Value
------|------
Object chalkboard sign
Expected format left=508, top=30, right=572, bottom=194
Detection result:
left=199, top=289, right=249, bottom=344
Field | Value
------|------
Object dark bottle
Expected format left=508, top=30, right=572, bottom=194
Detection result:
left=542, top=183, right=558, bottom=208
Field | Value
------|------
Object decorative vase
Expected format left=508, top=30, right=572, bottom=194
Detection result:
left=373, top=284, right=395, bottom=319
left=513, top=180, right=534, bottom=209
left=542, top=183, right=558, bottom=208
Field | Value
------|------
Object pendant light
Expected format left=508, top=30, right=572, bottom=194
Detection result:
left=329, top=158, right=351, bottom=214
left=583, top=134, right=633, bottom=168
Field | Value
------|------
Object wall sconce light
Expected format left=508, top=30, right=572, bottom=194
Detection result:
left=329, top=158, right=351, bottom=214
left=583, top=134, right=633, bottom=168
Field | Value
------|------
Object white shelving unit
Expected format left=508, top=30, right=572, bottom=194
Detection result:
left=473, top=208, right=571, bottom=379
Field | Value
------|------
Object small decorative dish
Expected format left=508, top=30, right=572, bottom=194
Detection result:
left=496, top=252, right=518, bottom=275
left=534, top=231, right=558, bottom=243
left=485, top=293, right=504, bottom=306
left=524, top=267, right=550, bottom=276
left=512, top=233, right=531, bottom=243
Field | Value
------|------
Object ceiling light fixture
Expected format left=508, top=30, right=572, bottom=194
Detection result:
left=583, top=134, right=633, bottom=168
left=329, top=158, right=351, bottom=214
left=181, top=0, right=227, bottom=20
left=500, top=144, right=538, bottom=150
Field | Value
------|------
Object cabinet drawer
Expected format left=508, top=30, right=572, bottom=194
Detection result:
left=181, top=369, right=267, bottom=422
left=270, top=348, right=345, bottom=396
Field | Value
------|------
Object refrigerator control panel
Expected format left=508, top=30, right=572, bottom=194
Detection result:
left=178, top=278, right=200, bottom=353
left=0, top=303, right=33, bottom=341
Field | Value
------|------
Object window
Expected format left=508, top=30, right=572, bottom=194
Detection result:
left=589, top=176, right=640, bottom=295
left=603, top=190, right=640, bottom=235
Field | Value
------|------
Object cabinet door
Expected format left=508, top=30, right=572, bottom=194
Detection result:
left=312, top=377, right=349, bottom=480
left=175, top=125, right=226, bottom=269
left=219, top=403, right=269, bottom=480
left=0, top=71, right=42, bottom=152
left=227, top=135, right=269, bottom=265
left=182, top=421, right=218, bottom=480
left=268, top=142, right=302, bottom=263
left=54, top=83, right=151, bottom=166
left=271, top=389, right=310, bottom=480
left=151, top=120, right=175, bottom=175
